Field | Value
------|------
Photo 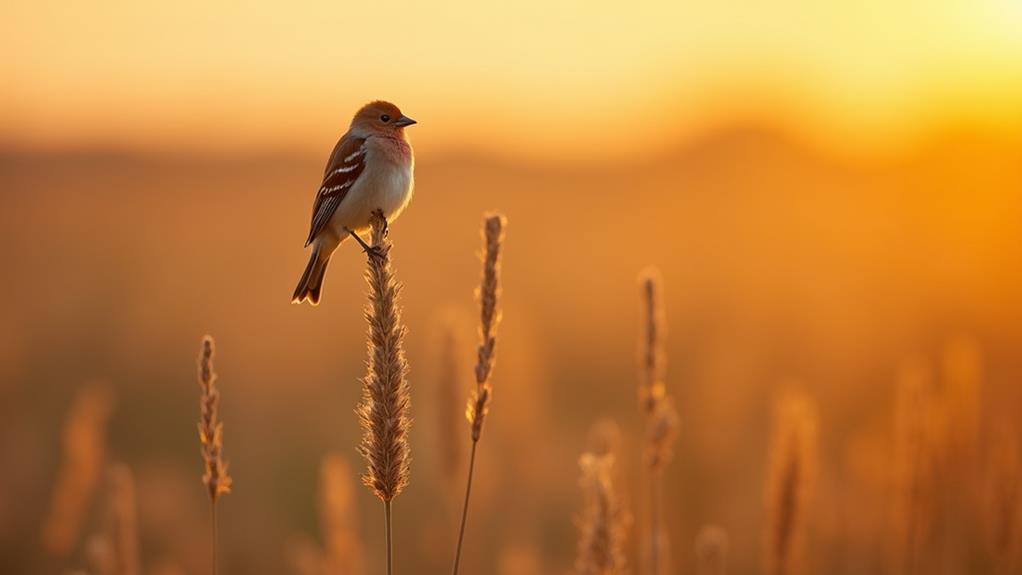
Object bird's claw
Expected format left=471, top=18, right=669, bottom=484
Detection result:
left=364, top=245, right=389, bottom=261
left=347, top=227, right=387, bottom=260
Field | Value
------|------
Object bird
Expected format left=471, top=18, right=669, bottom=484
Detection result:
left=292, top=101, right=416, bottom=305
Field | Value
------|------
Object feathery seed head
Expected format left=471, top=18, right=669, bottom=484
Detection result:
left=468, top=213, right=506, bottom=442
left=197, top=335, right=232, bottom=503
left=638, top=267, right=667, bottom=417
left=357, top=210, right=412, bottom=502
left=467, top=385, right=491, bottom=443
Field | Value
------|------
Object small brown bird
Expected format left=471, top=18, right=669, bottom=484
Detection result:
left=292, top=101, right=416, bottom=305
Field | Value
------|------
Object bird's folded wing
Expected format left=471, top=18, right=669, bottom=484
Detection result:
left=304, top=135, right=368, bottom=246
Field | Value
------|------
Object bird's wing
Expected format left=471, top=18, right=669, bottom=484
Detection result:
left=304, top=135, right=368, bottom=246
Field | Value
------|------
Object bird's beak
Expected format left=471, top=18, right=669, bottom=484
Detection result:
left=393, top=115, right=417, bottom=127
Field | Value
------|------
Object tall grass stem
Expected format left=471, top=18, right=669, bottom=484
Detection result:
left=451, top=441, right=478, bottom=575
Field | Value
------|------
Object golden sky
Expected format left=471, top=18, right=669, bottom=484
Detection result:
left=3, top=0, right=1022, bottom=160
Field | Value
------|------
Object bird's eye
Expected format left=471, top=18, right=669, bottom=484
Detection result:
left=380, top=114, right=391, bottom=123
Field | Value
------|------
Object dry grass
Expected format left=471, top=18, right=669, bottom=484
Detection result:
left=80, top=464, right=140, bottom=575
left=197, top=336, right=232, bottom=503
left=985, top=422, right=1021, bottom=574
left=765, top=392, right=817, bottom=575
left=637, top=267, right=678, bottom=575
left=645, top=401, right=679, bottom=473
left=940, top=337, right=982, bottom=461
left=638, top=268, right=667, bottom=418
left=466, top=213, right=506, bottom=443
left=29, top=209, right=1022, bottom=575
left=357, top=211, right=412, bottom=503
left=107, top=464, right=140, bottom=575
left=42, top=382, right=114, bottom=556
left=320, top=454, right=366, bottom=575
left=197, top=335, right=231, bottom=575
left=891, top=359, right=936, bottom=575
left=453, top=213, right=507, bottom=575
left=575, top=452, right=628, bottom=575
left=94, top=464, right=140, bottom=575
left=356, top=210, right=412, bottom=575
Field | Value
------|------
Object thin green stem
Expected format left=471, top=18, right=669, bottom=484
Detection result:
left=451, top=440, right=479, bottom=575
left=385, top=500, right=394, bottom=575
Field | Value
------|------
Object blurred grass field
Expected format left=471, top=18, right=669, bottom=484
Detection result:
left=1, top=123, right=1021, bottom=573
left=3, top=1, right=1022, bottom=572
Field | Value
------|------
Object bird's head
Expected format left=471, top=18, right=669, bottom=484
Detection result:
left=351, top=101, right=416, bottom=137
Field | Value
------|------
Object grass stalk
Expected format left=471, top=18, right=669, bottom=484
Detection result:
left=892, top=360, right=934, bottom=575
left=320, top=454, right=366, bottom=575
left=357, top=210, right=412, bottom=574
left=649, top=473, right=663, bottom=575
left=211, top=504, right=218, bottom=575
left=451, top=213, right=506, bottom=575
left=575, top=452, right=627, bottom=574
left=451, top=440, right=478, bottom=575
left=637, top=269, right=678, bottom=575
left=197, top=335, right=231, bottom=575
left=41, top=383, right=114, bottom=557
left=385, top=500, right=393, bottom=575
left=765, top=392, right=817, bottom=575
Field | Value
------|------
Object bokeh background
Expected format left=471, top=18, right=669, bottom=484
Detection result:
left=2, top=1, right=1021, bottom=573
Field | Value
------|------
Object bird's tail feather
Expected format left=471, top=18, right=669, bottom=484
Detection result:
left=292, top=245, right=330, bottom=305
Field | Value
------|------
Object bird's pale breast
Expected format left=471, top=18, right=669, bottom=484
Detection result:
left=328, top=136, right=414, bottom=234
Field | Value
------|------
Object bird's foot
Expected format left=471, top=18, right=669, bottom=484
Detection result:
left=348, top=228, right=388, bottom=261
left=364, top=244, right=389, bottom=261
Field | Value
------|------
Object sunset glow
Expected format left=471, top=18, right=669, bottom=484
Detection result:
left=3, top=0, right=1022, bottom=159
left=4, top=2, right=1022, bottom=574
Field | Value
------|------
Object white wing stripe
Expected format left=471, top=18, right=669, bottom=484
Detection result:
left=320, top=180, right=354, bottom=195
left=343, top=148, right=365, bottom=162
left=326, top=163, right=359, bottom=178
